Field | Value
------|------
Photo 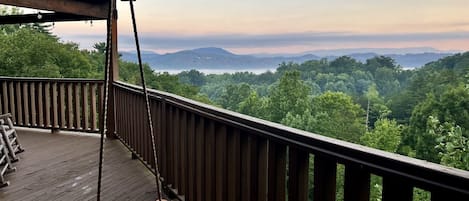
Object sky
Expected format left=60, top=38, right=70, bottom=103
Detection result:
left=36, top=0, right=469, bottom=54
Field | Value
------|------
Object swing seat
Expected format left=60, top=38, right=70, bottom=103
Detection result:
left=0, top=113, right=25, bottom=162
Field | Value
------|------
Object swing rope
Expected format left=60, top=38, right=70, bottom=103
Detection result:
left=97, top=1, right=163, bottom=200
left=129, top=0, right=163, bottom=200
left=96, top=0, right=114, bottom=200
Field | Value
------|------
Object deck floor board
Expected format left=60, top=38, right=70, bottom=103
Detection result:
left=0, top=129, right=158, bottom=201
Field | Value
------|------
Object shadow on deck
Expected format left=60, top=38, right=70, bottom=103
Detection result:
left=0, top=128, right=158, bottom=201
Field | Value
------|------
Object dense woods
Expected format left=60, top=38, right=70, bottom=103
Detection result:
left=180, top=53, right=469, bottom=171
left=1, top=6, right=469, bottom=201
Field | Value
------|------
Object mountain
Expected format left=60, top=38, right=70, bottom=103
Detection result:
left=302, top=47, right=456, bottom=57
left=323, top=52, right=453, bottom=68
left=120, top=47, right=454, bottom=70
left=120, top=48, right=320, bottom=70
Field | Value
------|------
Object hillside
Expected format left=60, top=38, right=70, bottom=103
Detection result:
left=120, top=47, right=452, bottom=70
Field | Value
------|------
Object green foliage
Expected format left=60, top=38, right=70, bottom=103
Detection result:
left=217, top=83, right=253, bottom=111
left=432, top=116, right=469, bottom=170
left=178, top=69, right=206, bottom=86
left=361, top=118, right=402, bottom=152
left=282, top=91, right=365, bottom=143
left=238, top=91, right=268, bottom=118
left=0, top=29, right=91, bottom=78
left=310, top=91, right=365, bottom=143
left=267, top=71, right=312, bottom=122
left=405, top=85, right=469, bottom=162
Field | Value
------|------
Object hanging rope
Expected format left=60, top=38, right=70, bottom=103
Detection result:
left=96, top=0, right=114, bottom=200
left=129, top=0, right=163, bottom=200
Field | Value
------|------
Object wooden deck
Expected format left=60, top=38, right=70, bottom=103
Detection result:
left=0, top=128, right=158, bottom=201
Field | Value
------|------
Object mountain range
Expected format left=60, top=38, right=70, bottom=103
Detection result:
left=120, top=47, right=455, bottom=70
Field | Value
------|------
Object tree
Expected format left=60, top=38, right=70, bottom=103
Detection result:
left=405, top=85, right=469, bottom=162
left=238, top=91, right=268, bottom=119
left=267, top=71, right=312, bottom=122
left=309, top=91, right=366, bottom=143
left=364, top=84, right=390, bottom=130
left=178, top=69, right=206, bottom=86
left=0, top=29, right=92, bottom=78
left=432, top=116, right=469, bottom=170
left=217, top=83, right=252, bottom=111
left=361, top=118, right=402, bottom=152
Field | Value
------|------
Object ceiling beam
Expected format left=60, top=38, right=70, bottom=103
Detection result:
left=0, top=0, right=109, bottom=18
left=0, top=12, right=105, bottom=24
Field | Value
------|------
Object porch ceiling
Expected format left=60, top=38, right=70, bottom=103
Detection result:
left=0, top=0, right=110, bottom=19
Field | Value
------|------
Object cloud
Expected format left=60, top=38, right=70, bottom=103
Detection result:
left=60, top=31, right=469, bottom=52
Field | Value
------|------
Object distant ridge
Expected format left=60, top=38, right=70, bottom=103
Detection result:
left=120, top=47, right=455, bottom=70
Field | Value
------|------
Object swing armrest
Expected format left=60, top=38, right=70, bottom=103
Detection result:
left=0, top=113, right=12, bottom=121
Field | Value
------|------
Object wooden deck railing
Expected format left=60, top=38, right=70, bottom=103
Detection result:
left=113, top=81, right=469, bottom=201
left=0, top=77, right=104, bottom=132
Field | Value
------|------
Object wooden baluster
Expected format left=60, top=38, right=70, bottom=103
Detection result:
left=344, top=165, right=370, bottom=201
left=268, top=141, right=286, bottom=201
left=171, top=107, right=179, bottom=191
left=241, top=134, right=258, bottom=201
left=90, top=84, right=97, bottom=131
left=165, top=104, right=173, bottom=186
left=38, top=82, right=44, bottom=127
left=205, top=120, right=216, bottom=201
left=158, top=100, right=166, bottom=181
left=15, top=82, right=23, bottom=125
left=82, top=83, right=89, bottom=130
left=48, top=82, right=55, bottom=128
left=0, top=81, right=2, bottom=115
left=8, top=82, right=15, bottom=123
left=59, top=83, right=66, bottom=129
left=215, top=124, right=228, bottom=201
left=30, top=82, right=37, bottom=126
left=288, top=147, right=309, bottom=201
left=195, top=115, right=205, bottom=201
left=2, top=81, right=8, bottom=114
left=226, top=129, right=241, bottom=201
left=180, top=110, right=188, bottom=197
left=314, top=155, right=337, bottom=201
left=22, top=82, right=30, bottom=126
left=257, top=139, right=269, bottom=201
left=97, top=83, right=103, bottom=131
left=382, top=177, right=413, bottom=201
left=74, top=83, right=81, bottom=130
left=137, top=95, right=143, bottom=159
left=67, top=83, right=73, bottom=128
left=187, top=112, right=196, bottom=201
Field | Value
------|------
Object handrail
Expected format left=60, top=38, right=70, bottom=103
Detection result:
left=0, top=76, right=103, bottom=83
left=0, top=77, right=104, bottom=133
left=113, top=80, right=469, bottom=201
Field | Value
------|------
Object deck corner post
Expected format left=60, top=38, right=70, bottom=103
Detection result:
left=105, top=0, right=119, bottom=139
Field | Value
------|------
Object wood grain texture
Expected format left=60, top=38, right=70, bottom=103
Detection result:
left=0, top=129, right=160, bottom=201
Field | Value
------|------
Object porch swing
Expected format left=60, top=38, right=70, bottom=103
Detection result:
left=97, top=0, right=164, bottom=200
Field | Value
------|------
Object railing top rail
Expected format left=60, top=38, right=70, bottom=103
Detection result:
left=0, top=76, right=104, bottom=83
left=114, top=80, right=469, bottom=195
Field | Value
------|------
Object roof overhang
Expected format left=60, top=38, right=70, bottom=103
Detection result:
left=0, top=0, right=110, bottom=19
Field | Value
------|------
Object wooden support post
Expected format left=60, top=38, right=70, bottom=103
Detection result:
left=105, top=0, right=118, bottom=139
